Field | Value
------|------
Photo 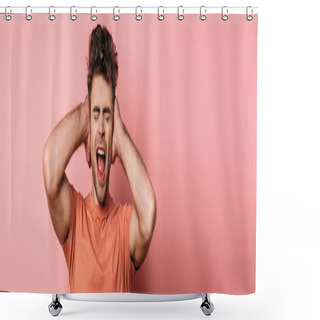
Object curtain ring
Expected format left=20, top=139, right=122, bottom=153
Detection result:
left=25, top=6, right=32, bottom=21
left=177, top=6, right=184, bottom=21
left=49, top=6, right=56, bottom=21
left=135, top=6, right=142, bottom=21
left=70, top=6, right=77, bottom=21
left=91, top=6, right=97, bottom=21
left=246, top=6, right=253, bottom=21
left=221, top=6, right=228, bottom=21
left=5, top=6, right=12, bottom=21
left=158, top=6, right=164, bottom=21
left=200, top=6, right=207, bottom=21
left=113, top=6, right=120, bottom=21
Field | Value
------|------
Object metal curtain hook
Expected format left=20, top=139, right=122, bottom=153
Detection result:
left=91, top=6, right=97, bottom=21
left=246, top=6, right=253, bottom=21
left=135, top=6, right=142, bottom=21
left=5, top=6, right=12, bottom=21
left=177, top=6, right=184, bottom=21
left=70, top=6, right=77, bottom=21
left=113, top=6, right=120, bottom=21
left=158, top=6, right=164, bottom=21
left=200, top=6, right=207, bottom=21
left=221, top=6, right=228, bottom=21
left=49, top=6, right=56, bottom=21
left=25, top=6, right=32, bottom=21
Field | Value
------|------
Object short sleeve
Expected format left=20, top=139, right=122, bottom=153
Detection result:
left=122, top=203, right=137, bottom=275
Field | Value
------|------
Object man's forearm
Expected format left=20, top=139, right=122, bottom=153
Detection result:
left=43, top=102, right=87, bottom=198
left=116, top=121, right=157, bottom=240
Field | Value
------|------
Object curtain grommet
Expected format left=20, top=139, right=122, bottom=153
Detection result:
left=158, top=6, right=164, bottom=21
left=113, top=6, right=120, bottom=21
left=49, top=6, right=56, bottom=21
left=25, top=6, right=32, bottom=21
left=70, top=6, right=77, bottom=21
left=177, top=6, right=184, bottom=21
left=246, top=6, right=253, bottom=21
left=200, top=6, right=207, bottom=21
left=90, top=6, right=97, bottom=21
left=135, top=6, right=142, bottom=21
left=5, top=6, right=12, bottom=21
left=221, top=6, right=228, bottom=21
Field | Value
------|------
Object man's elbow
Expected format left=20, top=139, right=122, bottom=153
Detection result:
left=142, top=193, right=157, bottom=243
left=150, top=194, right=157, bottom=234
left=42, top=141, right=58, bottom=200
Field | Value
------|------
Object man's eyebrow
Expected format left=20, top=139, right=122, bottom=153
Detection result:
left=93, top=106, right=100, bottom=113
left=103, top=107, right=111, bottom=114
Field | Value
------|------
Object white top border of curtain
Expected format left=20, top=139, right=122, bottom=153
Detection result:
left=1, top=6, right=258, bottom=22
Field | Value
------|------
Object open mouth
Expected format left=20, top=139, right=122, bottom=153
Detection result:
left=96, top=147, right=106, bottom=184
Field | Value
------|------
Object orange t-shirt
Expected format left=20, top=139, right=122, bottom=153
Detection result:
left=62, top=184, right=136, bottom=293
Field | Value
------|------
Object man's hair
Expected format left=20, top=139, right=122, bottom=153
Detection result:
left=87, top=24, right=118, bottom=110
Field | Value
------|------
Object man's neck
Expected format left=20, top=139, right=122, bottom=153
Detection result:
left=91, top=187, right=110, bottom=207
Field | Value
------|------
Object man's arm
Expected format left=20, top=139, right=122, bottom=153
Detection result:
left=113, top=98, right=157, bottom=270
left=42, top=97, right=90, bottom=245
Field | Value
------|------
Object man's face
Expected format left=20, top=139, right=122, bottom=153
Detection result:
left=90, top=74, right=113, bottom=205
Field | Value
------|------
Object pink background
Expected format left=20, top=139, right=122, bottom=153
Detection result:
left=0, top=13, right=257, bottom=294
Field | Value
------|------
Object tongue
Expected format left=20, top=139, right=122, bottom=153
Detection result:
left=97, top=155, right=105, bottom=174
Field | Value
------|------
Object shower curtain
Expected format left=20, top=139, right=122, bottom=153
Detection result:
left=0, top=11, right=257, bottom=295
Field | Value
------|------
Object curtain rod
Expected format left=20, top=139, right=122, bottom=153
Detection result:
left=0, top=6, right=259, bottom=16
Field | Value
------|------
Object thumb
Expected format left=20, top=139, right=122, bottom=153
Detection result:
left=111, top=140, right=117, bottom=164
left=111, top=129, right=118, bottom=164
left=86, top=134, right=91, bottom=168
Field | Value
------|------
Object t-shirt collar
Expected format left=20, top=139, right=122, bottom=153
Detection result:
left=85, top=192, right=114, bottom=218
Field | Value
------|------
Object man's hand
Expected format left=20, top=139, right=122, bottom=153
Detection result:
left=83, top=95, right=91, bottom=168
left=112, top=96, right=122, bottom=164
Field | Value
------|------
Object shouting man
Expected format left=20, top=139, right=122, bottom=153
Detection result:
left=42, top=25, right=157, bottom=293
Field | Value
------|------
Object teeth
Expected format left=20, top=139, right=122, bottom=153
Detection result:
left=97, top=149, right=105, bottom=156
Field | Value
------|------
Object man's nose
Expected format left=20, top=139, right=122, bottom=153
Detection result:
left=98, top=116, right=105, bottom=136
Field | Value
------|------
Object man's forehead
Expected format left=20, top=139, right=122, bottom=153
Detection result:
left=92, top=73, right=112, bottom=87
left=91, top=80, right=113, bottom=105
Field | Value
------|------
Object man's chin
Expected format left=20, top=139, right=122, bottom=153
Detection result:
left=92, top=178, right=107, bottom=206
left=92, top=166, right=109, bottom=206
left=94, top=183, right=107, bottom=204
left=97, top=192, right=107, bottom=205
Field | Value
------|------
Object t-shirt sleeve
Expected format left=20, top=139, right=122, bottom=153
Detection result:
left=61, top=183, right=81, bottom=270
left=122, top=203, right=137, bottom=274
